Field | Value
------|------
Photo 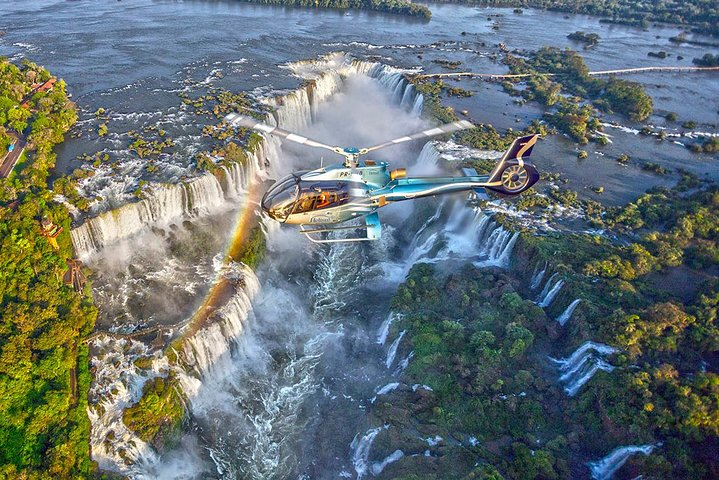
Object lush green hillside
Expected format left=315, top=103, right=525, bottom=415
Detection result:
left=370, top=170, right=719, bottom=478
left=0, top=58, right=97, bottom=478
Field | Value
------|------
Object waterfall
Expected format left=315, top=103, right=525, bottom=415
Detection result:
left=476, top=229, right=519, bottom=268
left=377, top=312, right=398, bottom=345
left=551, top=341, right=616, bottom=396
left=88, top=338, right=166, bottom=473
left=588, top=445, right=656, bottom=480
left=350, top=426, right=385, bottom=480
left=72, top=53, right=427, bottom=259
left=413, top=141, right=441, bottom=173
left=536, top=273, right=558, bottom=302
left=71, top=157, right=260, bottom=258
left=556, top=299, right=581, bottom=326
left=371, top=450, right=404, bottom=476
left=366, top=62, right=423, bottom=115
left=85, top=54, right=432, bottom=476
left=386, top=330, right=406, bottom=369
left=178, top=264, right=260, bottom=380
left=536, top=274, right=564, bottom=308
left=395, top=351, right=414, bottom=375
left=371, top=382, right=400, bottom=402
left=530, top=262, right=547, bottom=290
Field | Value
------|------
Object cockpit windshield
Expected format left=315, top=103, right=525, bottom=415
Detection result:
left=261, top=174, right=299, bottom=222
left=262, top=175, right=353, bottom=222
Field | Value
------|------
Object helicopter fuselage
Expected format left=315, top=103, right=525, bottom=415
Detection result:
left=261, top=159, right=491, bottom=226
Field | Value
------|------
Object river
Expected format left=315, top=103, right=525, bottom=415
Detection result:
left=1, top=1, right=717, bottom=478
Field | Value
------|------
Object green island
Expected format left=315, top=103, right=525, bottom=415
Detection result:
left=443, top=0, right=719, bottom=36
left=0, top=59, right=97, bottom=477
left=411, top=47, right=655, bottom=146
left=234, top=0, right=431, bottom=18
left=567, top=31, right=600, bottom=48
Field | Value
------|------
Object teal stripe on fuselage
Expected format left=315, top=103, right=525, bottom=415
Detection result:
left=374, top=175, right=490, bottom=201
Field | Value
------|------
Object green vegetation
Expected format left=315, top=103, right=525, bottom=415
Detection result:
left=648, top=50, right=669, bottom=59
left=432, top=59, right=462, bottom=70
left=0, top=59, right=97, bottom=478
left=688, top=137, right=719, bottom=154
left=380, top=264, right=570, bottom=478
left=122, top=375, right=185, bottom=450
left=409, top=76, right=552, bottom=152
left=233, top=0, right=431, bottom=18
left=512, top=181, right=719, bottom=477
left=371, top=146, right=719, bottom=478
left=446, top=86, right=473, bottom=97
left=234, top=225, right=266, bottom=269
left=693, top=53, right=719, bottom=67
left=567, top=31, right=600, bottom=48
left=448, top=0, right=719, bottom=36
left=503, top=47, right=652, bottom=142
left=128, top=126, right=174, bottom=159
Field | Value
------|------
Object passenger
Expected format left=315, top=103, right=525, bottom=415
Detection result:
left=316, top=192, right=330, bottom=209
left=299, top=194, right=314, bottom=212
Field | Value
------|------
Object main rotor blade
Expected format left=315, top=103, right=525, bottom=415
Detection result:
left=361, top=120, right=475, bottom=154
left=225, top=113, right=342, bottom=154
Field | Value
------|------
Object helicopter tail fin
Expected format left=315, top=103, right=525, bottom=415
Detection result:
left=485, top=134, right=540, bottom=196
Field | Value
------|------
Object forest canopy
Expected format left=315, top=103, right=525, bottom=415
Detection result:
left=0, top=58, right=96, bottom=478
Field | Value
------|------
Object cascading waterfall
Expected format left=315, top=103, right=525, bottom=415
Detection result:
left=71, top=155, right=261, bottom=258
left=85, top=54, right=442, bottom=477
left=536, top=273, right=564, bottom=308
left=588, top=445, right=656, bottom=480
left=72, top=53, right=424, bottom=259
left=178, top=264, right=260, bottom=380
left=530, top=262, right=547, bottom=290
left=371, top=450, right=404, bottom=476
left=350, top=427, right=384, bottom=480
left=377, top=312, right=399, bottom=345
left=551, top=341, right=617, bottom=396
left=556, top=299, right=581, bottom=326
left=367, top=63, right=423, bottom=114
left=87, top=338, right=168, bottom=473
left=477, top=229, right=519, bottom=268
left=385, top=331, right=406, bottom=369
left=536, top=273, right=557, bottom=301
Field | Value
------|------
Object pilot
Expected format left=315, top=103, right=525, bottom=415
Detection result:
left=315, top=191, right=331, bottom=209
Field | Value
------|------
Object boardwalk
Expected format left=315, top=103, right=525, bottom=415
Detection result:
left=416, top=65, right=719, bottom=80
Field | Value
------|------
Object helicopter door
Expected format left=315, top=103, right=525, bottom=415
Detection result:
left=293, top=182, right=349, bottom=214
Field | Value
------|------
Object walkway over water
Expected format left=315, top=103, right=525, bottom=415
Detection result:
left=417, top=65, right=719, bottom=79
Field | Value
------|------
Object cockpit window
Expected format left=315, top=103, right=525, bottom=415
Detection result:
left=262, top=174, right=299, bottom=222
left=293, top=182, right=350, bottom=214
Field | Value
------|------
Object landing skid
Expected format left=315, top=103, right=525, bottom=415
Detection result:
left=300, top=213, right=381, bottom=243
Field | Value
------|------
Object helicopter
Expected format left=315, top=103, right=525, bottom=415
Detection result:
left=225, top=112, right=540, bottom=243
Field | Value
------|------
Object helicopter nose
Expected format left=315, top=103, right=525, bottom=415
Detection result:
left=260, top=191, right=277, bottom=219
